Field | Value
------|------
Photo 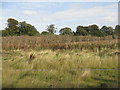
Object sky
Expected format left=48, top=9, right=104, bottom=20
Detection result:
left=1, top=0, right=119, bottom=2
left=0, top=1, right=118, bottom=34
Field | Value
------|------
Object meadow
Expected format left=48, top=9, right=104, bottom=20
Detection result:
left=2, top=35, right=119, bottom=88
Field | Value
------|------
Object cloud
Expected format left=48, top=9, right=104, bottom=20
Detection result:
left=24, top=4, right=117, bottom=23
left=0, top=17, right=7, bottom=30
left=23, top=10, right=38, bottom=15
left=103, top=16, right=116, bottom=22
left=0, top=2, right=118, bottom=32
left=52, top=4, right=117, bottom=21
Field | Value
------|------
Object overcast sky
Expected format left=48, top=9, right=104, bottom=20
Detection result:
left=0, top=1, right=118, bottom=33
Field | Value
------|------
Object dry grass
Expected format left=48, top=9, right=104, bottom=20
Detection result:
left=2, top=35, right=119, bottom=88
left=2, top=35, right=118, bottom=50
left=2, top=49, right=119, bottom=88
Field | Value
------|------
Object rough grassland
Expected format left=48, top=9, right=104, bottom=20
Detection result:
left=2, top=49, right=119, bottom=88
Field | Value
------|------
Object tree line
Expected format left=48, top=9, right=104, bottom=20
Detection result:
left=1, top=18, right=120, bottom=37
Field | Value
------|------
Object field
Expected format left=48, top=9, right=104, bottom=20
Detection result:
left=2, top=35, right=120, bottom=88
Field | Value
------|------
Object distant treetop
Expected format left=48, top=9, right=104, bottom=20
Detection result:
left=1, top=18, right=119, bottom=37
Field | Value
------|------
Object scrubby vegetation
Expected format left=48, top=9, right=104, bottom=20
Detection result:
left=2, top=35, right=118, bottom=51
left=1, top=18, right=120, bottom=88
left=2, top=35, right=119, bottom=88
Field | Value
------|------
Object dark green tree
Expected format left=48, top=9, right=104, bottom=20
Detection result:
left=7, top=18, right=18, bottom=28
left=83, top=26, right=90, bottom=33
left=47, top=24, right=56, bottom=34
left=41, top=31, right=50, bottom=35
left=2, top=18, right=40, bottom=36
left=106, top=27, right=114, bottom=35
left=90, top=30, right=104, bottom=37
left=0, top=30, right=9, bottom=36
left=19, top=21, right=39, bottom=36
left=88, top=24, right=99, bottom=31
left=115, top=25, right=120, bottom=38
left=6, top=18, right=19, bottom=36
left=88, top=24, right=104, bottom=37
left=115, top=25, right=120, bottom=34
left=100, top=26, right=108, bottom=32
left=76, top=26, right=88, bottom=36
left=59, top=27, right=73, bottom=35
left=100, top=26, right=114, bottom=36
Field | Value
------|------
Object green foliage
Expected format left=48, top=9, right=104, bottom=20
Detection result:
left=90, top=30, right=104, bottom=37
left=1, top=30, right=10, bottom=36
left=59, top=27, right=73, bottom=35
left=76, top=26, right=88, bottom=36
left=88, top=24, right=99, bottom=31
left=100, top=26, right=108, bottom=32
left=88, top=25, right=102, bottom=36
left=47, top=24, right=56, bottom=34
left=0, top=18, right=118, bottom=37
left=100, top=26, right=114, bottom=36
left=1, top=18, right=39, bottom=36
left=105, top=27, right=114, bottom=35
left=41, top=31, right=50, bottom=35
left=19, top=21, right=39, bottom=36
left=75, top=25, right=115, bottom=37
left=7, top=18, right=18, bottom=28
left=6, top=18, right=19, bottom=36
left=115, top=25, right=120, bottom=35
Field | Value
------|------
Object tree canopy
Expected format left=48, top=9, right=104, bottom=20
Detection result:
left=1, top=18, right=119, bottom=37
left=2, top=18, right=39, bottom=36
left=46, top=24, right=56, bottom=34
left=59, top=27, right=73, bottom=35
left=76, top=26, right=88, bottom=36
left=41, top=31, right=50, bottom=35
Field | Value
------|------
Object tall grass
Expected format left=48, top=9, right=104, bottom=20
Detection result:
left=2, top=35, right=118, bottom=50
left=2, top=35, right=119, bottom=88
left=2, top=49, right=119, bottom=88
